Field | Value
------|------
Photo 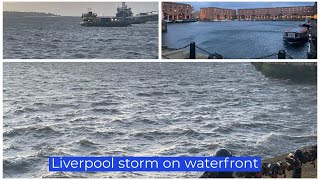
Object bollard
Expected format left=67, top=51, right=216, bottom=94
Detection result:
left=190, top=42, right=196, bottom=59
left=278, top=50, right=286, bottom=59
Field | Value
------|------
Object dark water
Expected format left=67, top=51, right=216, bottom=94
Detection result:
left=3, top=16, right=158, bottom=59
left=162, top=21, right=309, bottom=59
left=3, top=63, right=316, bottom=178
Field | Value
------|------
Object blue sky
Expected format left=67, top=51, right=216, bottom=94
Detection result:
left=187, top=2, right=316, bottom=11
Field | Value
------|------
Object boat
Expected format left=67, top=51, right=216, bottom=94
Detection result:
left=164, top=20, right=173, bottom=23
left=80, top=11, right=130, bottom=27
left=283, top=27, right=308, bottom=44
left=81, top=2, right=158, bottom=27
left=174, top=19, right=183, bottom=23
left=300, top=18, right=312, bottom=29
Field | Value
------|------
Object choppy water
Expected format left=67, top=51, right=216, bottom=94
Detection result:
left=162, top=21, right=309, bottom=59
left=3, top=63, right=317, bottom=178
left=3, top=16, right=158, bottom=59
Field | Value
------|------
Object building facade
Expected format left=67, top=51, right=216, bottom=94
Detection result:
left=162, top=2, right=193, bottom=20
left=200, top=7, right=236, bottom=20
left=238, top=6, right=316, bottom=20
left=191, top=11, right=200, bottom=19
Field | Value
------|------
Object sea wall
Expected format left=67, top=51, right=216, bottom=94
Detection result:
left=162, top=47, right=210, bottom=59
left=262, top=146, right=317, bottom=178
left=252, top=62, right=317, bottom=82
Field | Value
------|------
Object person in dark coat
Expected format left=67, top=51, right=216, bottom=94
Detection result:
left=292, top=150, right=302, bottom=178
left=200, top=148, right=234, bottom=178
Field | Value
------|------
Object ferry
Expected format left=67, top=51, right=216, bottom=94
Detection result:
left=283, top=27, right=308, bottom=44
left=300, top=18, right=312, bottom=29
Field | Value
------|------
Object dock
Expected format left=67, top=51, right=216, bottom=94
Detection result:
left=162, top=47, right=209, bottom=59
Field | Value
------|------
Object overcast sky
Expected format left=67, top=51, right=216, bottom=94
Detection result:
left=3, top=2, right=158, bottom=16
left=187, top=2, right=315, bottom=11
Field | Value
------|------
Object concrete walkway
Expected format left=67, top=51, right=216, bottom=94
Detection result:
left=162, top=48, right=209, bottom=59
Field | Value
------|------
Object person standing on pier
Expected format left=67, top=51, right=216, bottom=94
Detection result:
left=292, top=150, right=303, bottom=178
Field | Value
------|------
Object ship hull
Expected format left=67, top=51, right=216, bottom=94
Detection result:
left=80, top=21, right=131, bottom=27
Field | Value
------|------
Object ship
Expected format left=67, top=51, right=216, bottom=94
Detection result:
left=117, top=2, right=158, bottom=24
left=283, top=27, right=308, bottom=44
left=81, top=9, right=130, bottom=27
left=116, top=2, right=133, bottom=18
left=81, top=3, right=158, bottom=27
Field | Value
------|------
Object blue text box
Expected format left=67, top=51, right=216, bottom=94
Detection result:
left=49, top=156, right=261, bottom=172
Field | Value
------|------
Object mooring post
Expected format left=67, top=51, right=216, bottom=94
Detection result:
left=278, top=50, right=286, bottom=59
left=190, top=42, right=196, bottom=59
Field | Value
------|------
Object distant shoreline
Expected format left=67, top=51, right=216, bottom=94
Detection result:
left=3, top=11, right=60, bottom=17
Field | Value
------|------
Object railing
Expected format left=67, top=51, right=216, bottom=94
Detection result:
left=163, top=42, right=304, bottom=59
left=307, top=34, right=317, bottom=59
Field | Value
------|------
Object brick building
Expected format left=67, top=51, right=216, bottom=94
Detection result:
left=162, top=2, right=193, bottom=20
left=200, top=7, right=236, bottom=20
left=238, top=5, right=316, bottom=20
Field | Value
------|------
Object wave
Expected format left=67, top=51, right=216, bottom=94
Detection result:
left=78, top=139, right=97, bottom=147
left=91, top=108, right=121, bottom=114
left=90, top=100, right=120, bottom=107
left=131, top=128, right=210, bottom=140
left=213, top=126, right=233, bottom=134
left=72, top=53, right=86, bottom=58
left=4, top=156, right=42, bottom=175
left=136, top=92, right=162, bottom=97
left=177, top=81, right=191, bottom=86
left=188, top=90, right=208, bottom=95
left=93, top=130, right=127, bottom=139
left=136, top=90, right=181, bottom=97
left=202, top=123, right=217, bottom=128
left=13, top=107, right=38, bottom=115
left=41, top=172, right=87, bottom=178
left=69, top=116, right=98, bottom=123
left=4, top=125, right=60, bottom=138
left=51, top=39, right=61, bottom=43
left=134, top=118, right=160, bottom=125
left=255, top=132, right=317, bottom=147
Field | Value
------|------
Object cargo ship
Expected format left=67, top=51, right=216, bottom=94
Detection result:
left=80, top=10, right=130, bottom=27
left=116, top=2, right=133, bottom=18
left=80, top=2, right=158, bottom=27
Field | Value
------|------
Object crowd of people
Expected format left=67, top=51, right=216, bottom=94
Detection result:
left=200, top=146, right=317, bottom=178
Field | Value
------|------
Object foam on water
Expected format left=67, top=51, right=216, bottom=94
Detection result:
left=4, top=17, right=158, bottom=59
left=3, top=63, right=317, bottom=178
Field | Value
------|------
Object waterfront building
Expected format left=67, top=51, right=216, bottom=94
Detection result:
left=238, top=5, right=316, bottom=20
left=200, top=7, right=236, bottom=20
left=192, top=11, right=200, bottom=19
left=162, top=2, right=193, bottom=20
